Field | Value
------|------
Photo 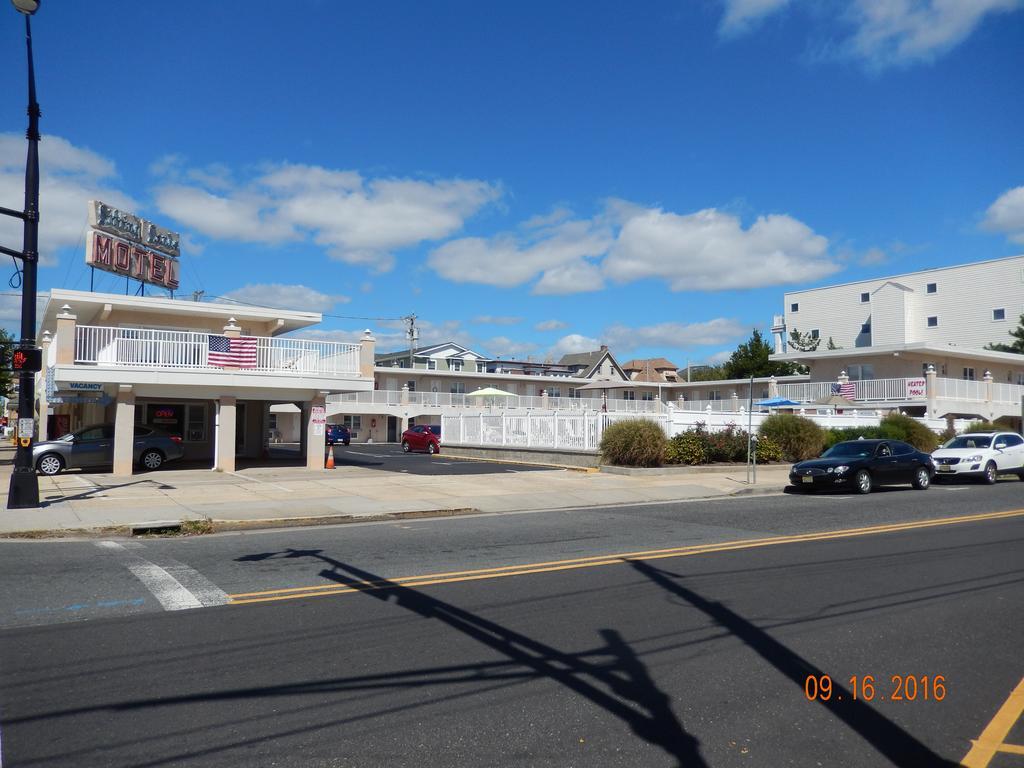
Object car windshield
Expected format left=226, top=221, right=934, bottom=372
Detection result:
left=821, top=442, right=874, bottom=458
left=942, top=435, right=993, bottom=449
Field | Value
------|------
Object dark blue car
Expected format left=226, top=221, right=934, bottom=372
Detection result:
left=326, top=424, right=351, bottom=446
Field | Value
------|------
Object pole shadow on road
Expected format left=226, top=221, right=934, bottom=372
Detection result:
left=291, top=550, right=709, bottom=767
left=627, top=559, right=959, bottom=767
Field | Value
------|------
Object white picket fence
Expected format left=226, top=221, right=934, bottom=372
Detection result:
left=441, top=409, right=962, bottom=453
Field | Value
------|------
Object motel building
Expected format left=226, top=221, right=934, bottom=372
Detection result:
left=35, top=288, right=375, bottom=476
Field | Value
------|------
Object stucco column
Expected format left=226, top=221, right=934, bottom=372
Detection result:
left=306, top=393, right=327, bottom=470
left=838, top=370, right=849, bottom=387
left=768, top=375, right=779, bottom=398
left=113, top=384, right=135, bottom=476
left=215, top=396, right=237, bottom=473
left=359, top=329, right=376, bottom=378
left=54, top=305, right=76, bottom=365
left=541, top=389, right=549, bottom=409
left=37, top=331, right=52, bottom=442
left=401, top=384, right=410, bottom=405
left=983, top=370, right=994, bottom=421
left=925, top=365, right=937, bottom=419
left=731, top=392, right=740, bottom=411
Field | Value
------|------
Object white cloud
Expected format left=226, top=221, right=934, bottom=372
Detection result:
left=221, top=283, right=350, bottom=313
left=484, top=336, right=538, bottom=359
left=548, top=334, right=601, bottom=358
left=859, top=246, right=888, bottom=265
left=153, top=161, right=501, bottom=273
left=845, top=0, right=1021, bottom=67
left=706, top=349, right=734, bottom=366
left=535, top=319, right=567, bottom=331
left=983, top=186, right=1024, bottom=244
left=718, top=0, right=1022, bottom=68
left=428, top=216, right=611, bottom=294
left=472, top=315, right=523, bottom=326
left=605, top=207, right=836, bottom=290
left=719, top=0, right=792, bottom=34
left=0, top=134, right=136, bottom=267
left=604, top=319, right=749, bottom=353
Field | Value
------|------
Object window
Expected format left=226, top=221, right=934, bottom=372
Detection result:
left=450, top=360, right=463, bottom=372
left=426, top=359, right=436, bottom=370
left=341, top=416, right=362, bottom=430
left=1017, top=372, right=1024, bottom=386
left=406, top=380, right=416, bottom=392
left=708, top=390, right=722, bottom=401
left=268, top=414, right=278, bottom=430
left=926, top=283, right=937, bottom=294
left=641, top=392, right=654, bottom=401
left=860, top=292, right=870, bottom=303
left=1003, top=434, right=1024, bottom=448
left=622, top=390, right=635, bottom=400
left=450, top=382, right=465, bottom=394
left=548, top=387, right=561, bottom=398
left=963, top=367, right=975, bottom=381
left=927, top=316, right=938, bottom=327
left=848, top=364, right=875, bottom=381
left=993, top=308, right=1006, bottom=321
left=186, top=403, right=206, bottom=442
left=861, top=322, right=871, bottom=334
left=922, top=362, right=936, bottom=375
left=790, top=303, right=799, bottom=312
left=810, top=329, right=820, bottom=339
left=892, top=442, right=915, bottom=456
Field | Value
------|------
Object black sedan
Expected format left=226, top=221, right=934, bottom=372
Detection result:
left=789, top=439, right=934, bottom=494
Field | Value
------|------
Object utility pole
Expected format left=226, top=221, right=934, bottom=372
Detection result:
left=404, top=314, right=418, bottom=368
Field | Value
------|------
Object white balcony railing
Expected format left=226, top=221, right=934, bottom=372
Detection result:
left=932, top=377, right=987, bottom=403
left=74, top=325, right=361, bottom=376
left=776, top=382, right=837, bottom=403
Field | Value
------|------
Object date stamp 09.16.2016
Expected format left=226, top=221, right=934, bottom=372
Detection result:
left=804, top=674, right=947, bottom=703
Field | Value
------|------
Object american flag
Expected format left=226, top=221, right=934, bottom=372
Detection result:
left=208, top=335, right=257, bottom=368
left=832, top=381, right=856, bottom=399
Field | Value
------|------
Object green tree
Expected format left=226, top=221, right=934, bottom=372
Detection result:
left=0, top=328, right=14, bottom=399
left=723, top=329, right=799, bottom=379
left=788, top=328, right=820, bottom=352
left=687, top=365, right=728, bottom=382
left=986, top=313, right=1024, bottom=353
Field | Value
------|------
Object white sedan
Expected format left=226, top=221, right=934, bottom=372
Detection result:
left=931, top=431, right=1024, bottom=484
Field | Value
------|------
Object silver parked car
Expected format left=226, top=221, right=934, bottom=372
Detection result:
left=33, top=423, right=185, bottom=475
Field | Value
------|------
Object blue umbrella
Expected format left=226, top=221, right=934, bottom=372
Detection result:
left=755, top=396, right=801, bottom=407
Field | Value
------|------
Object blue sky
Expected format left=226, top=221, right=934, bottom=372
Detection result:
left=1, top=0, right=1022, bottom=365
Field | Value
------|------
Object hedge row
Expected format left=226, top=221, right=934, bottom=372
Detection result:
left=759, top=412, right=940, bottom=461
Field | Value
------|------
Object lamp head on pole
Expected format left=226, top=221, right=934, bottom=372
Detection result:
left=11, top=0, right=40, bottom=15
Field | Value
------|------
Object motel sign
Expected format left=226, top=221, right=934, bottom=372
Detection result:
left=87, top=230, right=180, bottom=290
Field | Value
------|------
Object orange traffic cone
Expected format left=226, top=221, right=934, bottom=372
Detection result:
left=325, top=444, right=335, bottom=469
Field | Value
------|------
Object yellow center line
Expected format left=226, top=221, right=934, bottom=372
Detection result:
left=962, top=677, right=1024, bottom=767
left=227, top=508, right=1024, bottom=605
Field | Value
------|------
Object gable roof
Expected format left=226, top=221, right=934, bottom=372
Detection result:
left=620, top=357, right=679, bottom=372
left=556, top=348, right=628, bottom=380
left=376, top=341, right=490, bottom=362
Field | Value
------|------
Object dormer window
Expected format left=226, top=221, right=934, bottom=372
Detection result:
left=451, top=360, right=463, bottom=372
left=860, top=292, right=869, bottom=303
left=926, top=283, right=937, bottom=294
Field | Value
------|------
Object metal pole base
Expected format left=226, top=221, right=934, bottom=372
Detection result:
left=7, top=466, right=39, bottom=509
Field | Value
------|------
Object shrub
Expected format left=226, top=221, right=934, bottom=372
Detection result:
left=758, top=414, right=825, bottom=461
left=704, top=424, right=751, bottom=462
left=600, top=419, right=668, bottom=467
left=823, top=426, right=886, bottom=448
left=937, top=426, right=957, bottom=446
left=666, top=431, right=706, bottom=465
left=754, top=434, right=783, bottom=463
left=879, top=413, right=939, bottom=452
left=962, top=420, right=998, bottom=433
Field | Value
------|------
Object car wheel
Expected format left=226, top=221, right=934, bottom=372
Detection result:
left=427, top=442, right=436, bottom=455
left=854, top=469, right=872, bottom=494
left=140, top=449, right=164, bottom=471
left=36, top=453, right=64, bottom=476
left=982, top=461, right=997, bottom=485
left=401, top=441, right=411, bottom=453
left=911, top=466, right=930, bottom=490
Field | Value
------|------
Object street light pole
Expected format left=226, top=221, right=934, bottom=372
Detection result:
left=5, top=0, right=42, bottom=509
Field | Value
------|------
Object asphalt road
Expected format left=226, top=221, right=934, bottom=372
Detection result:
left=328, top=443, right=553, bottom=475
left=1, top=480, right=1022, bottom=767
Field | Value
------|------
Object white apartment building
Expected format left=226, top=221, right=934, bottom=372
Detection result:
left=770, top=255, right=1024, bottom=421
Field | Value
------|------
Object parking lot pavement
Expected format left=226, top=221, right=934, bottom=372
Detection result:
left=0, top=443, right=794, bottom=536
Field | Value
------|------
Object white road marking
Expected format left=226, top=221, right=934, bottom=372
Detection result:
left=94, top=540, right=229, bottom=610
left=125, top=562, right=203, bottom=610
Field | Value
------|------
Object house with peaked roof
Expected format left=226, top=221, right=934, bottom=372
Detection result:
left=375, top=342, right=490, bottom=373
left=621, top=358, right=681, bottom=383
left=557, top=345, right=628, bottom=380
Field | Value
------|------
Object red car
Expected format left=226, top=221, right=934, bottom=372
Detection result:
left=401, top=424, right=441, bottom=454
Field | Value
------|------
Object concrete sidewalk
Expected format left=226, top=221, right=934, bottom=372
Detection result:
left=0, top=446, right=789, bottom=536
